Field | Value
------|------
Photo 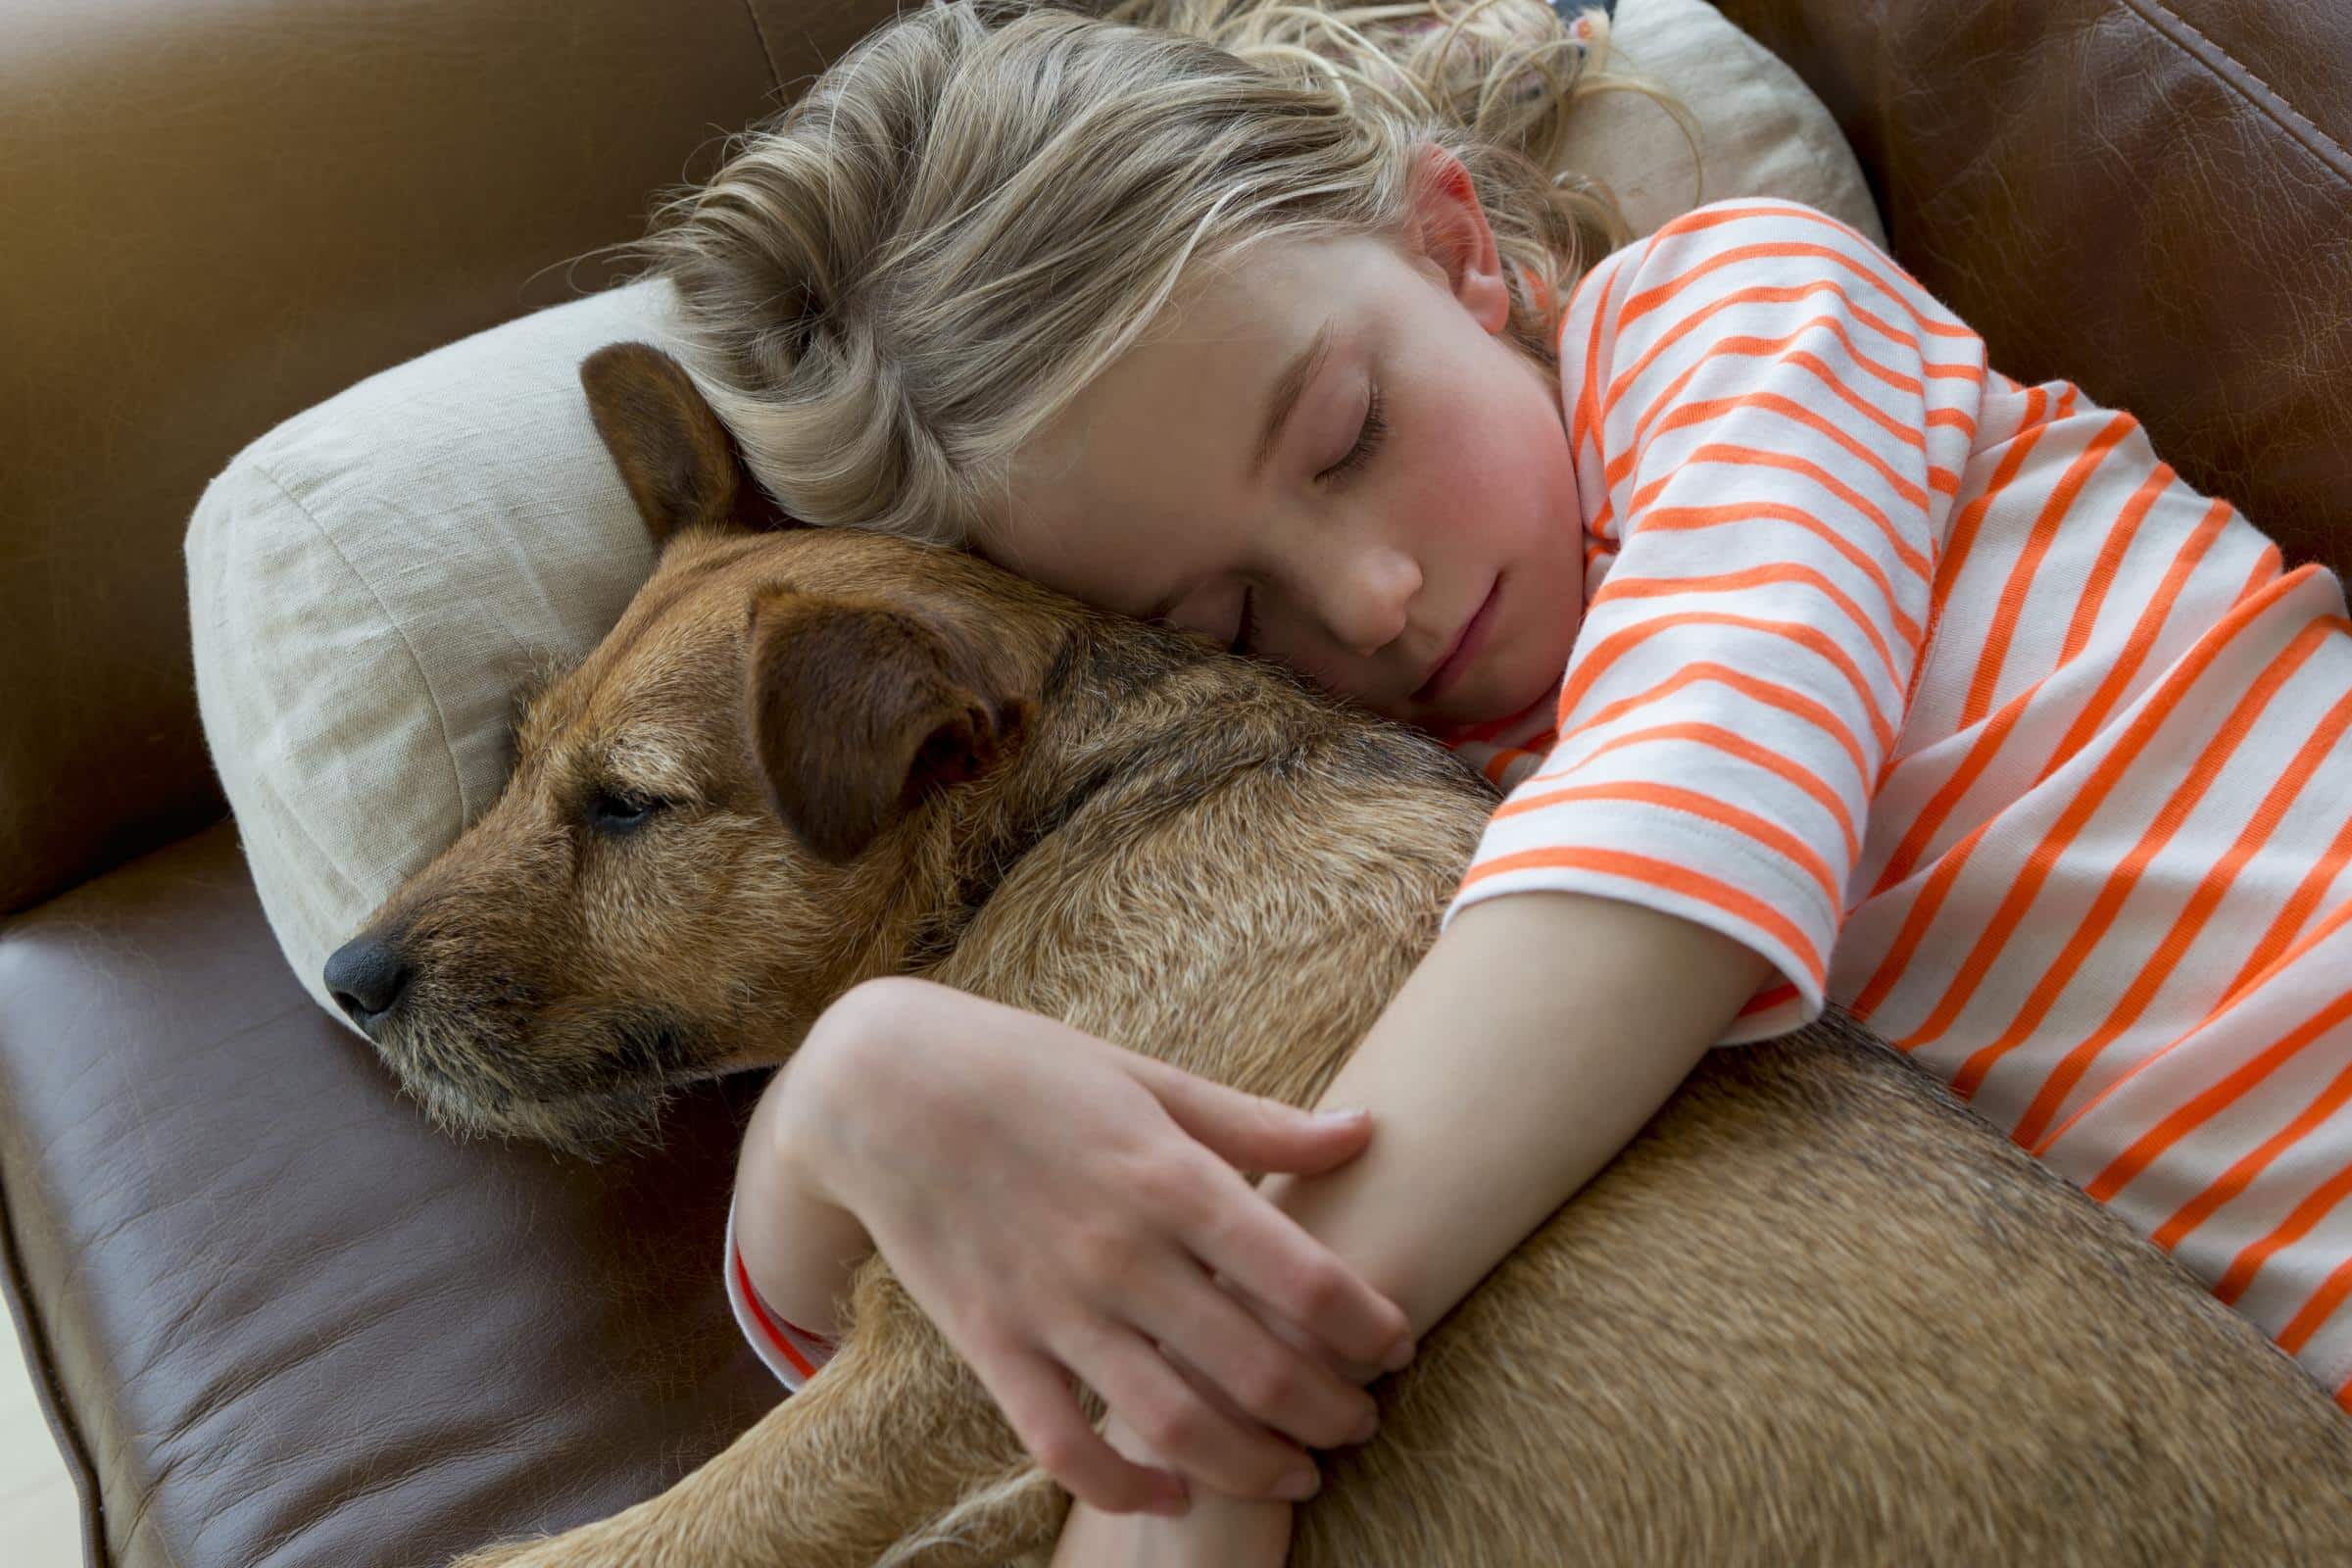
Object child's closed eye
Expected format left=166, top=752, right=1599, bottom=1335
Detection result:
left=1317, top=382, right=1387, bottom=485
left=1233, top=585, right=1263, bottom=656
left=1232, top=383, right=1390, bottom=654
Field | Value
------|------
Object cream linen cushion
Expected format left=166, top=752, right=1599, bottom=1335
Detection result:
left=186, top=0, right=1885, bottom=1029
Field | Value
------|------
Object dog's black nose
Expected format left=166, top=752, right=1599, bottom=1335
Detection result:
left=324, top=932, right=415, bottom=1032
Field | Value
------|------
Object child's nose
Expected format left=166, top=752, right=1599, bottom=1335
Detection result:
left=1315, top=545, right=1420, bottom=661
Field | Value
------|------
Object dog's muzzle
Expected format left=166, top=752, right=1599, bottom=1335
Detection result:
left=324, top=926, right=415, bottom=1036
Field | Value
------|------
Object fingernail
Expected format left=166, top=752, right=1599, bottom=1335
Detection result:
left=1383, top=1337, right=1417, bottom=1371
left=1315, top=1106, right=1369, bottom=1124
left=1276, top=1467, right=1321, bottom=1500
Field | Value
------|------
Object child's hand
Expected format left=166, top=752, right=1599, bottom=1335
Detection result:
left=1048, top=1410, right=1300, bottom=1567
left=770, top=976, right=1411, bottom=1515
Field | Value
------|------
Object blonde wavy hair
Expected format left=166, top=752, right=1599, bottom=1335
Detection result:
left=623, top=0, right=1695, bottom=550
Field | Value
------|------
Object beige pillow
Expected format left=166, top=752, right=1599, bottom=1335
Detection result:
left=1567, top=0, right=1886, bottom=248
left=186, top=0, right=1885, bottom=1029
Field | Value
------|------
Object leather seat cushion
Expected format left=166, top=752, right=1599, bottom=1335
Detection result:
left=0, top=823, right=772, bottom=1568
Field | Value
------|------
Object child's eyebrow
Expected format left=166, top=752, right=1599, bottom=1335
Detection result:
left=1250, top=318, right=1335, bottom=480
left=1140, top=318, right=1335, bottom=622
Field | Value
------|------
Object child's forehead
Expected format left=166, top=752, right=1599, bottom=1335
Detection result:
left=986, top=230, right=1413, bottom=610
left=1152, top=229, right=1393, bottom=348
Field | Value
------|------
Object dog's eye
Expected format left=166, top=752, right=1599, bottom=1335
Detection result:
left=587, top=788, right=665, bottom=835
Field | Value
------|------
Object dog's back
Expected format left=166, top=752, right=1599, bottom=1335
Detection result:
left=380, top=346, right=2352, bottom=1567
left=927, top=647, right=2352, bottom=1564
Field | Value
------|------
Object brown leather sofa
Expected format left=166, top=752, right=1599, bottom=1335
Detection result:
left=3, top=2, right=2346, bottom=1564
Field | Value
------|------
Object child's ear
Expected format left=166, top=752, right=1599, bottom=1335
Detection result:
left=1404, top=142, right=1512, bottom=336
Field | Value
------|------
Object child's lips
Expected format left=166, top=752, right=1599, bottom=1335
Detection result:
left=1413, top=576, right=1501, bottom=705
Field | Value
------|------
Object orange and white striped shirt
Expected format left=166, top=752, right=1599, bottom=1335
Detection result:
left=1445, top=198, right=2352, bottom=1409
left=726, top=1194, right=838, bottom=1394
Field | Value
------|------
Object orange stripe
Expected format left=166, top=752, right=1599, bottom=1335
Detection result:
left=1491, top=779, right=1843, bottom=911
left=1872, top=483, right=2222, bottom=900
left=1558, top=608, right=1892, bottom=758
left=1958, top=413, right=2142, bottom=730
left=1458, top=845, right=1823, bottom=988
left=1523, top=717, right=1862, bottom=867
left=2028, top=490, right=2234, bottom=791
left=1848, top=500, right=2235, bottom=1013
left=1627, top=208, right=1979, bottom=342
left=1570, top=239, right=1630, bottom=454
left=1886, top=567, right=2326, bottom=1060
left=2007, top=661, right=2352, bottom=1149
left=1740, top=982, right=1806, bottom=1020
left=1635, top=502, right=1924, bottom=650
left=1608, top=391, right=1936, bottom=513
left=1925, top=386, right=2075, bottom=630
left=1481, top=746, right=1540, bottom=788
left=2215, top=1152, right=2352, bottom=1308
left=1598, top=564, right=1904, bottom=690
left=1738, top=980, right=1801, bottom=1018
left=2044, top=889, right=2352, bottom=1173
left=2139, top=994, right=2352, bottom=1255
left=1554, top=661, right=1872, bottom=793
left=1620, top=334, right=1975, bottom=496
left=1630, top=444, right=1932, bottom=584
left=1602, top=281, right=1979, bottom=433
left=1942, top=618, right=2331, bottom=1092
left=731, top=1243, right=821, bottom=1381
left=1624, top=330, right=1933, bottom=462
left=2240, top=541, right=2284, bottom=599
left=2279, top=1253, right=2352, bottom=1355
left=2216, top=809, right=2352, bottom=1010
left=2053, top=464, right=2178, bottom=670
left=1872, top=491, right=2220, bottom=906
left=2003, top=644, right=2352, bottom=1147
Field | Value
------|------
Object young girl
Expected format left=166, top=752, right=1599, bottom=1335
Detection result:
left=639, top=0, right=2352, bottom=1560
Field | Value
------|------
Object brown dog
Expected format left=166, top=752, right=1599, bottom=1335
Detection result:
left=325, top=342, right=2352, bottom=1567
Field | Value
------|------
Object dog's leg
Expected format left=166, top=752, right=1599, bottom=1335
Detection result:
left=451, top=1262, right=1067, bottom=1568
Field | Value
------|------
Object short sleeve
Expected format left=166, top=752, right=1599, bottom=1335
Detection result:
left=724, top=1191, right=840, bottom=1394
left=1444, top=199, right=1989, bottom=1042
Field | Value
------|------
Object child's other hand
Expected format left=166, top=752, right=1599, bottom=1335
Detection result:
left=774, top=976, right=1410, bottom=1515
left=1047, top=1411, right=1299, bottom=1566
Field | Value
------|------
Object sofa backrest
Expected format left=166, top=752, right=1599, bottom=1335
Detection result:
left=8, top=0, right=2348, bottom=916
left=1716, top=0, right=2352, bottom=582
left=0, top=0, right=890, bottom=916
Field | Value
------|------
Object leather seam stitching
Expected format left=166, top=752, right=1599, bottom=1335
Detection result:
left=2115, top=0, right=2352, bottom=186
left=737, top=0, right=783, bottom=99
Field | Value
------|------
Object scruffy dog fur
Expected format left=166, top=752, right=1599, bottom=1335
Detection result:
left=330, top=343, right=2352, bottom=1567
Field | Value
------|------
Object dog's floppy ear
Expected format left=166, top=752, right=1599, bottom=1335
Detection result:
left=743, top=586, right=1035, bottom=863
left=579, top=341, right=799, bottom=549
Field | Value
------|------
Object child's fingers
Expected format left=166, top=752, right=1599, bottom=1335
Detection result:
left=1127, top=1255, right=1379, bottom=1452
left=1122, top=1053, right=1373, bottom=1176
left=1185, top=1162, right=1415, bottom=1373
left=1064, top=1321, right=1322, bottom=1504
left=970, top=1336, right=1188, bottom=1518
left=1212, top=1269, right=1392, bottom=1387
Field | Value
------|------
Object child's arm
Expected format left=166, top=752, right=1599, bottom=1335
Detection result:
left=1258, top=887, right=1773, bottom=1333
left=735, top=1046, right=873, bottom=1344
left=728, top=1039, right=874, bottom=1380
left=1046, top=886, right=1772, bottom=1556
left=725, top=982, right=1408, bottom=1459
